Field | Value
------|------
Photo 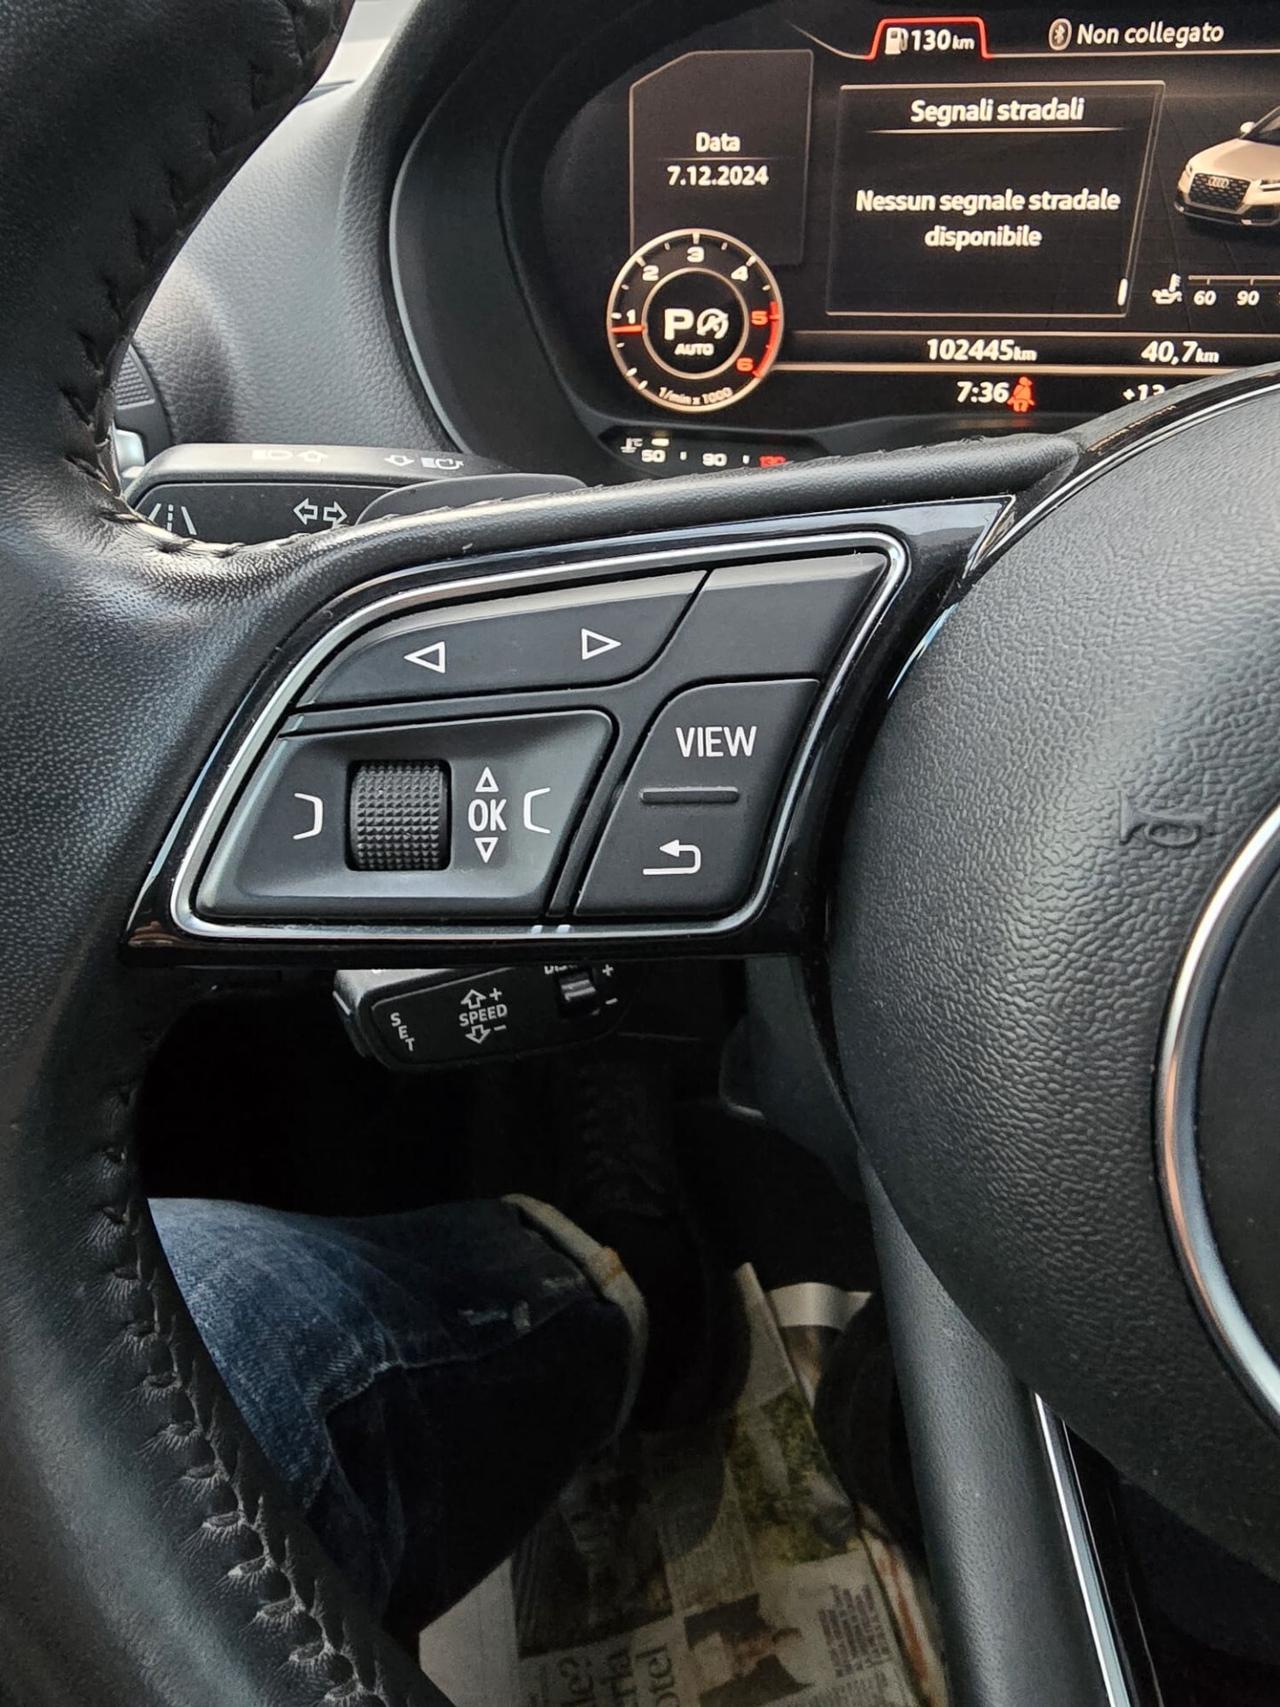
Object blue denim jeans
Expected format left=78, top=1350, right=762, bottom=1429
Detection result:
left=152, top=1195, right=645, bottom=1636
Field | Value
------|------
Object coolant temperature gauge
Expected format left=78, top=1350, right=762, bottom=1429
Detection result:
left=606, top=229, right=783, bottom=414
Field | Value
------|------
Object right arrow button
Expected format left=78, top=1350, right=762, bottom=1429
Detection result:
left=576, top=678, right=817, bottom=919
left=581, top=627, right=623, bottom=662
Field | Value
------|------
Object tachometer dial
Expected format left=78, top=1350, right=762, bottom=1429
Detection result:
left=606, top=230, right=783, bottom=415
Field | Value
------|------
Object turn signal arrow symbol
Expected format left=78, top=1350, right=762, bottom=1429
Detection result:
left=405, top=641, right=446, bottom=673
left=581, top=628, right=622, bottom=662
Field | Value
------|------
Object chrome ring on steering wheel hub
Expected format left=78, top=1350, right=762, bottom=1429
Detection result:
left=1160, top=794, right=1280, bottom=1428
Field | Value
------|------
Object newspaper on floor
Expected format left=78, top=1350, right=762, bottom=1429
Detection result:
left=422, top=1266, right=946, bottom=1707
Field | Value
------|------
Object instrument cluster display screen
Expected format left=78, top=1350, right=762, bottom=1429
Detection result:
left=540, top=3, right=1280, bottom=438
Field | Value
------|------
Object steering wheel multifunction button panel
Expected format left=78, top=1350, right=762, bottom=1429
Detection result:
left=153, top=528, right=909, bottom=949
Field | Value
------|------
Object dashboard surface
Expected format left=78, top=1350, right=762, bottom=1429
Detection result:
left=534, top=2, right=1280, bottom=468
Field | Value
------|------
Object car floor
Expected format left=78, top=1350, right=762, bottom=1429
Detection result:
left=140, top=981, right=1280, bottom=1705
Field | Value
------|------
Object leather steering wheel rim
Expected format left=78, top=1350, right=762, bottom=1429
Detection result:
left=0, top=2, right=452, bottom=1700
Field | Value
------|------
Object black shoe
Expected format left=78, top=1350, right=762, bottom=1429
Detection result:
left=549, top=1050, right=744, bottom=1432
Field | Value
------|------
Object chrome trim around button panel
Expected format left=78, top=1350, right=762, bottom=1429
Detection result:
left=1157, top=795, right=1280, bottom=1429
left=1034, top=1396, right=1135, bottom=1707
left=160, top=527, right=908, bottom=948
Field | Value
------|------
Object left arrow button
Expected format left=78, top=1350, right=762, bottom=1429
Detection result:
left=405, top=642, right=447, bottom=674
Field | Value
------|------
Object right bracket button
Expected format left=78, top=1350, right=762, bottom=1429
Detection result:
left=575, top=679, right=817, bottom=919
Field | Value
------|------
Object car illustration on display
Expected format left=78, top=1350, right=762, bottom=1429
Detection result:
left=1177, top=105, right=1280, bottom=225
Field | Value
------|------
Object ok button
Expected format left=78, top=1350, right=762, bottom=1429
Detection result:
left=576, top=679, right=817, bottom=918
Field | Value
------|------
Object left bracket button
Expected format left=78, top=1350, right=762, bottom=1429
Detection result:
left=196, top=711, right=612, bottom=921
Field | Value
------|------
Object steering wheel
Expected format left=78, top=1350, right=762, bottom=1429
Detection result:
left=6, top=0, right=1280, bottom=1701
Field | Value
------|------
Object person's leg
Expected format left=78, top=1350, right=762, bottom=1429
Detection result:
left=151, top=1195, right=643, bottom=1636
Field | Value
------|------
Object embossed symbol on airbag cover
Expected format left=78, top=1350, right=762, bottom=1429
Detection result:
left=1119, top=791, right=1209, bottom=851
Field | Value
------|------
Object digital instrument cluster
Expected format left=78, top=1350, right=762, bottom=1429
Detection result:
left=540, top=3, right=1280, bottom=453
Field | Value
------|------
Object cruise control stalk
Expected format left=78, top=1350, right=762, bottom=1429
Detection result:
left=334, top=963, right=628, bottom=1071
